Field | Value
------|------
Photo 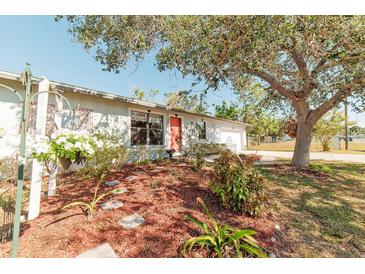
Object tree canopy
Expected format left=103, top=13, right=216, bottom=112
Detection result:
left=58, top=15, right=365, bottom=167
left=164, top=91, right=208, bottom=114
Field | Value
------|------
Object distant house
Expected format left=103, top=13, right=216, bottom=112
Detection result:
left=0, top=69, right=248, bottom=160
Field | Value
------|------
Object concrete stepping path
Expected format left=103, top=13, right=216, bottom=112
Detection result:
left=105, top=180, right=120, bottom=187
left=76, top=242, right=118, bottom=258
left=125, top=175, right=139, bottom=181
left=112, top=188, right=128, bottom=195
left=100, top=200, right=123, bottom=210
left=119, top=214, right=145, bottom=229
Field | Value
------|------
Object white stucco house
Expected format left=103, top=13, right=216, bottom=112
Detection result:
left=0, top=69, right=248, bottom=160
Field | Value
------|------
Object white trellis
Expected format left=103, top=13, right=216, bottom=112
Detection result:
left=28, top=80, right=72, bottom=220
left=28, top=77, right=49, bottom=220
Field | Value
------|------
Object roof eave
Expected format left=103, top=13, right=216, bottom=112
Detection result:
left=0, top=69, right=249, bottom=127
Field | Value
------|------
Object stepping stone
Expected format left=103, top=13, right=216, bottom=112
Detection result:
left=118, top=214, right=145, bottom=229
left=100, top=200, right=123, bottom=210
left=112, top=188, right=128, bottom=195
left=76, top=242, right=118, bottom=258
left=105, top=180, right=120, bottom=187
left=125, top=175, right=139, bottom=181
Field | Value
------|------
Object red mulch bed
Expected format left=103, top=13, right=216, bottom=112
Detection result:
left=0, top=161, right=278, bottom=258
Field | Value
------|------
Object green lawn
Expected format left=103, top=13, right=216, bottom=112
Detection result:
left=259, top=160, right=365, bottom=257
left=248, top=140, right=365, bottom=154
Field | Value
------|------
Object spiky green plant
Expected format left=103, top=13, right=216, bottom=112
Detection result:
left=62, top=180, right=124, bottom=218
left=183, top=198, right=268, bottom=258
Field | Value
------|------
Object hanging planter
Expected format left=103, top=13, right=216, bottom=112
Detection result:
left=32, top=130, right=97, bottom=170
left=58, top=156, right=72, bottom=170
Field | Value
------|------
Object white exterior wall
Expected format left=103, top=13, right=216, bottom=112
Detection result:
left=0, top=80, right=30, bottom=159
left=178, top=111, right=246, bottom=152
left=0, top=78, right=247, bottom=162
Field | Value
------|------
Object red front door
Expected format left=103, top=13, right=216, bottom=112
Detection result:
left=170, top=117, right=181, bottom=151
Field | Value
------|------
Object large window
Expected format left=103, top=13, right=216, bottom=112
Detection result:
left=131, top=111, right=164, bottom=145
left=196, top=120, right=206, bottom=140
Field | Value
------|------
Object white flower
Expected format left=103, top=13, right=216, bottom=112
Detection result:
left=55, top=136, right=67, bottom=144
left=96, top=140, right=104, bottom=148
left=74, top=142, right=82, bottom=149
left=86, top=147, right=94, bottom=155
left=64, top=143, right=73, bottom=150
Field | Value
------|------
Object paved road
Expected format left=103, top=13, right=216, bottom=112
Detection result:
left=241, top=150, right=365, bottom=164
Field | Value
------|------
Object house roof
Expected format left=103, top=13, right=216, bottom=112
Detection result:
left=0, top=69, right=249, bottom=126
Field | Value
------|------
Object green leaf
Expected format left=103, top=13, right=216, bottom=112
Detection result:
left=62, top=201, right=90, bottom=211
left=185, top=235, right=217, bottom=255
left=239, top=243, right=268, bottom=258
left=232, top=229, right=256, bottom=240
left=185, top=214, right=210, bottom=233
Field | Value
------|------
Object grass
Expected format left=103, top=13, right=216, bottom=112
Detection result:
left=259, top=160, right=365, bottom=257
left=248, top=140, right=365, bottom=154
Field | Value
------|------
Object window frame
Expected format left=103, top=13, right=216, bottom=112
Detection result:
left=130, top=109, right=165, bottom=146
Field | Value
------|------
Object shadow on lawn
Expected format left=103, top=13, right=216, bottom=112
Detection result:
left=260, top=162, right=365, bottom=257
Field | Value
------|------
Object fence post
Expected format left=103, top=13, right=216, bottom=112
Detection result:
left=48, top=94, right=63, bottom=196
left=28, top=77, right=49, bottom=221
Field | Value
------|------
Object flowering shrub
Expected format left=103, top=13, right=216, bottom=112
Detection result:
left=32, top=129, right=99, bottom=164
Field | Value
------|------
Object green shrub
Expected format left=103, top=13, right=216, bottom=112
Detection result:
left=210, top=150, right=266, bottom=216
left=0, top=157, right=17, bottom=183
left=309, top=162, right=332, bottom=174
left=80, top=132, right=129, bottom=178
left=239, top=153, right=263, bottom=165
left=63, top=133, right=128, bottom=218
left=0, top=191, right=15, bottom=211
left=134, top=145, right=152, bottom=165
left=182, top=198, right=267, bottom=258
left=183, top=142, right=226, bottom=170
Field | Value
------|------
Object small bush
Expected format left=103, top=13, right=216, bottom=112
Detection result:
left=183, top=142, right=226, bottom=170
left=0, top=156, right=17, bottom=183
left=134, top=146, right=152, bottom=165
left=0, top=191, right=15, bottom=211
left=63, top=133, right=128, bottom=218
left=239, top=154, right=263, bottom=166
left=309, top=162, right=332, bottom=174
left=210, top=150, right=266, bottom=216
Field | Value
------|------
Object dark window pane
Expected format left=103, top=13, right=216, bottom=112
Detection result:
left=131, top=111, right=164, bottom=146
left=149, top=114, right=163, bottom=129
left=131, top=111, right=147, bottom=128
left=196, top=121, right=206, bottom=139
left=149, top=129, right=163, bottom=145
left=131, top=128, right=147, bottom=145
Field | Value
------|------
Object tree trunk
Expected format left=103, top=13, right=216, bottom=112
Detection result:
left=291, top=118, right=314, bottom=168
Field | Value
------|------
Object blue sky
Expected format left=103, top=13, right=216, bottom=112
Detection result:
left=0, top=16, right=363, bottom=126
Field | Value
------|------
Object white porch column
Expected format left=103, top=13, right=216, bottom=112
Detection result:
left=48, top=94, right=63, bottom=196
left=28, top=77, right=49, bottom=220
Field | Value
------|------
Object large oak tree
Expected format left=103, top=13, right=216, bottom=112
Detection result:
left=59, top=16, right=365, bottom=167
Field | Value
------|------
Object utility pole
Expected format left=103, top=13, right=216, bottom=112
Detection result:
left=344, top=100, right=348, bottom=150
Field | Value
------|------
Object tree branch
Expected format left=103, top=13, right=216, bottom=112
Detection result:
left=310, top=42, right=341, bottom=77
left=309, top=89, right=352, bottom=123
left=288, top=48, right=309, bottom=80
left=248, top=69, right=297, bottom=101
